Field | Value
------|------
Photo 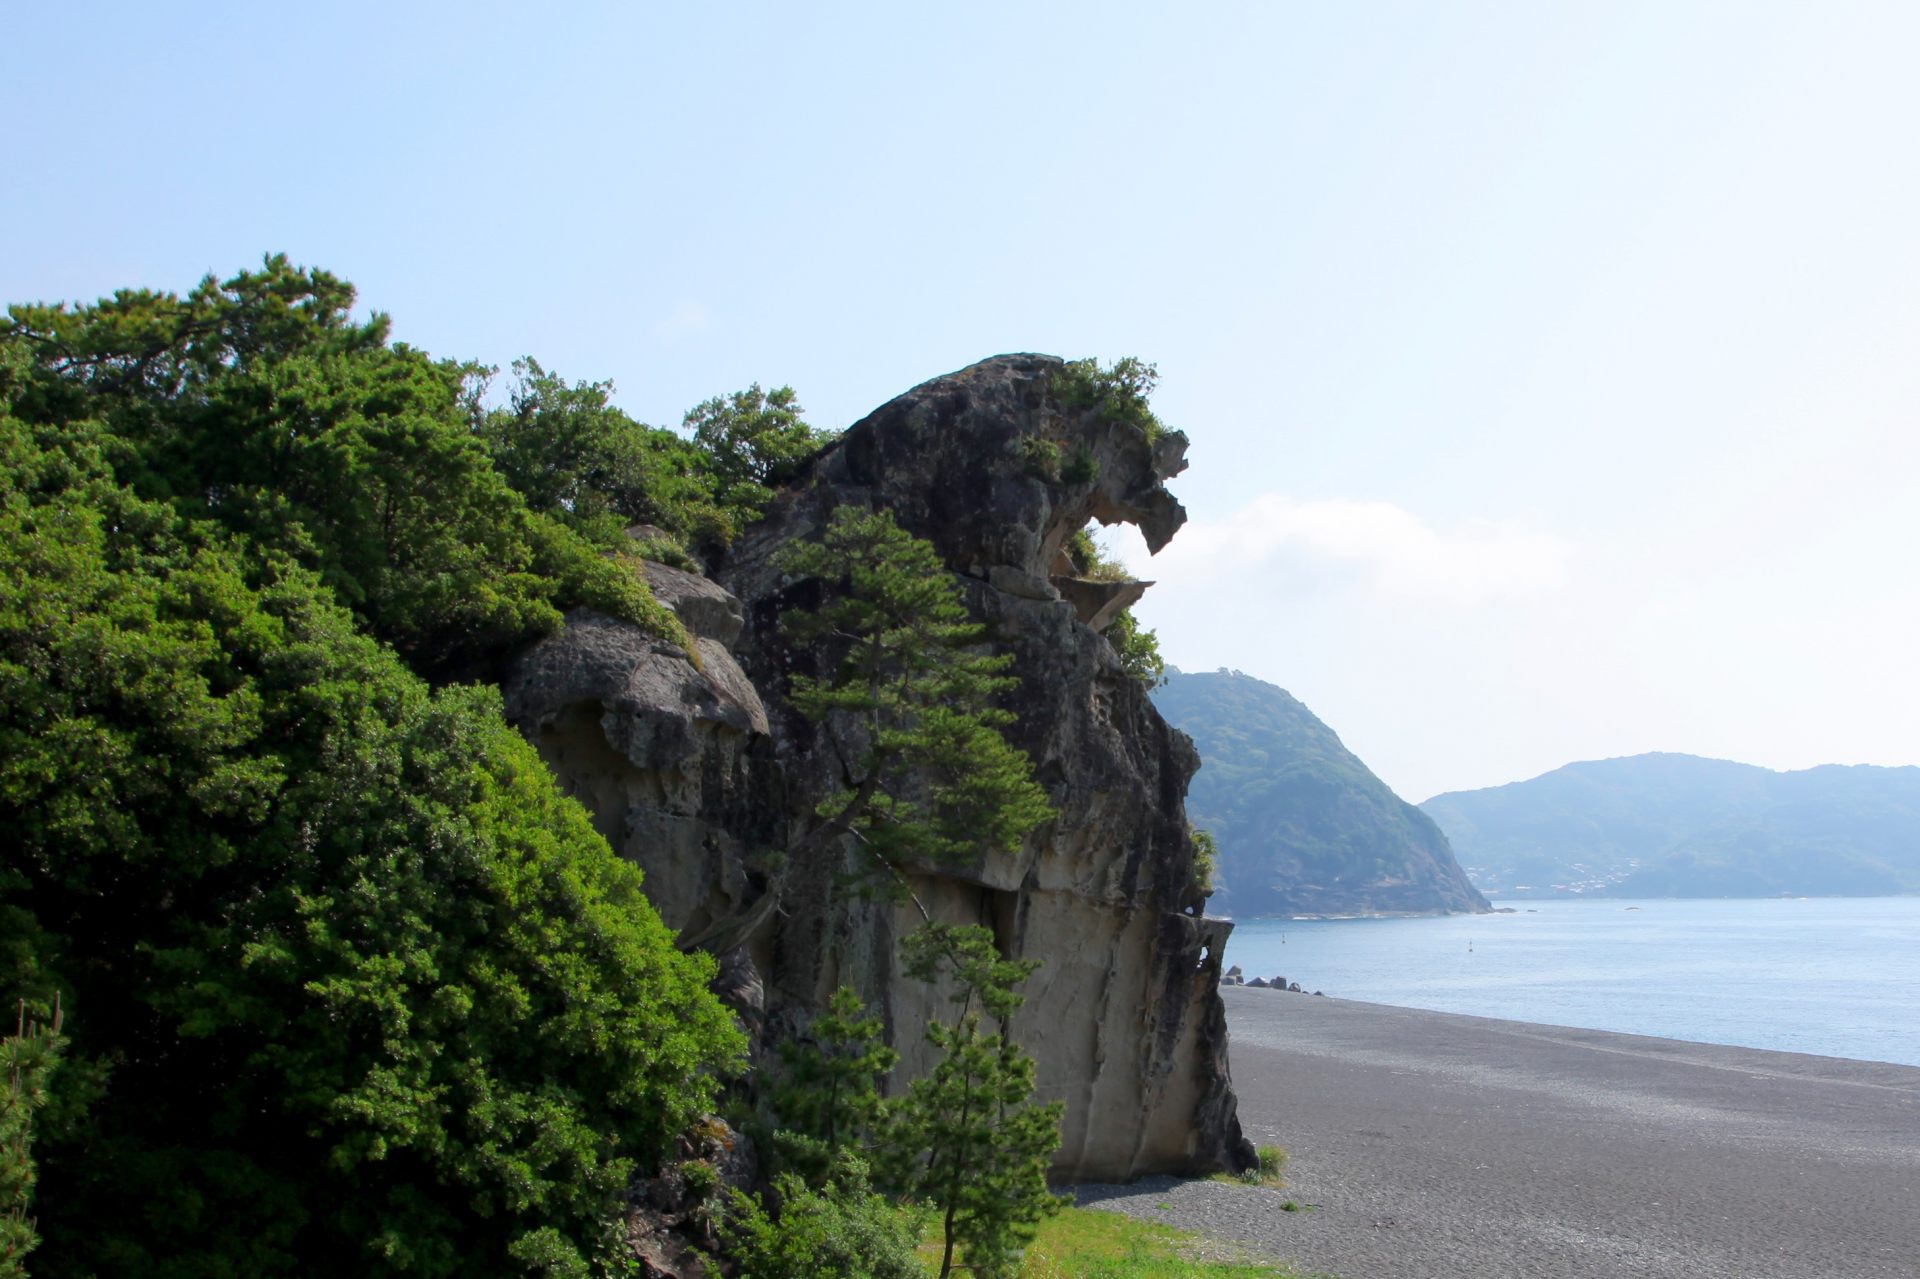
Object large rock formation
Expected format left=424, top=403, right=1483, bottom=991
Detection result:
left=505, top=354, right=1252, bottom=1180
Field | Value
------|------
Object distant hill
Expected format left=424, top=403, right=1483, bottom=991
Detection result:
left=1154, top=669, right=1488, bottom=918
left=1420, top=752, right=1920, bottom=898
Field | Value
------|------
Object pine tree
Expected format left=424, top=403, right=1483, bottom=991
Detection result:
left=0, top=999, right=64, bottom=1279
left=775, top=507, right=1054, bottom=882
left=878, top=925, right=1066, bottom=1279
left=772, top=986, right=898, bottom=1183
left=771, top=510, right=1065, bottom=1276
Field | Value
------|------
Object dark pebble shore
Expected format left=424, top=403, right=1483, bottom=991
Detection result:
left=1078, top=988, right=1920, bottom=1278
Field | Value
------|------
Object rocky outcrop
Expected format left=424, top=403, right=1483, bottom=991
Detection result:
left=505, top=562, right=783, bottom=957
left=1053, top=576, right=1152, bottom=631
left=506, top=354, right=1252, bottom=1181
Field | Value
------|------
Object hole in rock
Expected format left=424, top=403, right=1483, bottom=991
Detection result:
left=1091, top=521, right=1153, bottom=577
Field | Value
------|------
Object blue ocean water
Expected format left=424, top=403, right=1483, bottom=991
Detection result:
left=1222, top=897, right=1920, bottom=1067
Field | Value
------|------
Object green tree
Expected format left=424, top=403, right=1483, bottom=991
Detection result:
left=768, top=510, right=1065, bottom=1276
left=0, top=411, right=742, bottom=1277
left=475, top=358, right=731, bottom=561
left=775, top=507, right=1054, bottom=882
left=879, top=925, right=1066, bottom=1279
left=772, top=986, right=898, bottom=1183
left=4, top=256, right=684, bottom=676
left=0, top=1000, right=63, bottom=1279
left=1105, top=607, right=1167, bottom=687
left=683, top=383, right=830, bottom=531
left=1190, top=827, right=1220, bottom=895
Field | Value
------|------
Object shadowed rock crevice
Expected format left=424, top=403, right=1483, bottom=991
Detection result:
left=506, top=354, right=1252, bottom=1180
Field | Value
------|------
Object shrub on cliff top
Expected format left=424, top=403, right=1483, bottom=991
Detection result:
left=475, top=364, right=832, bottom=566
left=4, top=256, right=687, bottom=677
left=1050, top=356, right=1166, bottom=443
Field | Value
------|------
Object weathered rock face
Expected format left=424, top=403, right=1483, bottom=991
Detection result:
left=504, top=563, right=782, bottom=957
left=505, top=354, right=1252, bottom=1181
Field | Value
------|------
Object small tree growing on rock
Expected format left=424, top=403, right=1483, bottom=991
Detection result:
left=775, top=507, right=1054, bottom=884
left=769, top=509, right=1065, bottom=1276
left=877, top=924, right=1066, bottom=1279
left=772, top=986, right=897, bottom=1183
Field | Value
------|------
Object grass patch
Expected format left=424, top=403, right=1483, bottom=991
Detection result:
left=1012, top=1206, right=1312, bottom=1278
left=1257, top=1145, right=1289, bottom=1183
left=1211, top=1144, right=1290, bottom=1189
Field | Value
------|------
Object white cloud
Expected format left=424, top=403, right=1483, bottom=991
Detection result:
left=1139, top=494, right=1571, bottom=607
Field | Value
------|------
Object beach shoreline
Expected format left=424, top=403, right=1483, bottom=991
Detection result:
left=1078, top=989, right=1920, bottom=1278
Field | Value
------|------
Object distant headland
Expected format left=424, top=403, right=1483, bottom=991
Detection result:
left=1422, top=751, right=1920, bottom=898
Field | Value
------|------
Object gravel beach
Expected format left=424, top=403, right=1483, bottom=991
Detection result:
left=1078, top=987, right=1920, bottom=1278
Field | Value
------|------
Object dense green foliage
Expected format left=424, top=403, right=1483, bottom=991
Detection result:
left=474, top=365, right=829, bottom=568
left=719, top=1156, right=923, bottom=1279
left=777, top=508, right=1055, bottom=879
left=0, top=1003, right=63, bottom=1277
left=4, top=258, right=688, bottom=678
left=0, top=264, right=748, bottom=1276
left=1421, top=752, right=1920, bottom=898
left=2, top=261, right=1173, bottom=1276
left=882, top=925, right=1067, bottom=1279
left=475, top=357, right=731, bottom=563
left=1154, top=669, right=1485, bottom=918
left=682, top=383, right=832, bottom=531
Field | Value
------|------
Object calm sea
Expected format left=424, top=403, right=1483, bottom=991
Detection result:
left=1222, top=897, right=1920, bottom=1067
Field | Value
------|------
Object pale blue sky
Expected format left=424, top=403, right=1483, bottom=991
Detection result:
left=9, top=2, right=1919, bottom=799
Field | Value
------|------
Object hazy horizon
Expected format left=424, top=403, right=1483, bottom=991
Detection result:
left=10, top=2, right=1919, bottom=801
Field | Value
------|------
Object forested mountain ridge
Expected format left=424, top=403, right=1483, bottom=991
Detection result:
left=1422, top=752, right=1920, bottom=897
left=1153, top=668, right=1488, bottom=918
